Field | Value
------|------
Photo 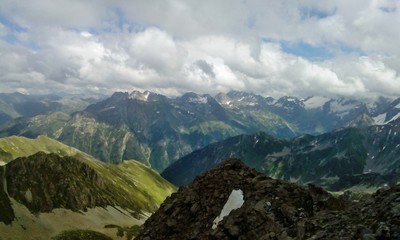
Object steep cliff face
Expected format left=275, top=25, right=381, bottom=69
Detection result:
left=138, top=159, right=400, bottom=239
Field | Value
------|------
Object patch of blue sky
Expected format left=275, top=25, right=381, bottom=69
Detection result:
left=262, top=38, right=365, bottom=61
left=1, top=34, right=39, bottom=50
left=0, top=17, right=27, bottom=33
left=299, top=7, right=336, bottom=20
left=339, top=45, right=366, bottom=56
left=1, top=34, right=18, bottom=44
left=281, top=41, right=334, bottom=61
left=0, top=18, right=40, bottom=50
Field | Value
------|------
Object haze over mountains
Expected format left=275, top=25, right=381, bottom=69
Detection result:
left=1, top=90, right=399, bottom=172
left=0, top=92, right=99, bottom=125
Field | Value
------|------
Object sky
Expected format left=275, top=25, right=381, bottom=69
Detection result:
left=0, top=0, right=399, bottom=99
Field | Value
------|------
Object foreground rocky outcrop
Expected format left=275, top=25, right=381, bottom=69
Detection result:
left=137, top=159, right=400, bottom=239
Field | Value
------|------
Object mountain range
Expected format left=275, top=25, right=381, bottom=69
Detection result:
left=0, top=135, right=175, bottom=239
left=162, top=118, right=400, bottom=190
left=0, top=90, right=399, bottom=239
left=1, top=90, right=399, bottom=172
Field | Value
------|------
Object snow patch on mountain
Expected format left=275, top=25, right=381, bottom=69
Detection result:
left=129, top=91, right=151, bottom=101
left=329, top=100, right=359, bottom=118
left=285, top=97, right=297, bottom=102
left=373, top=113, right=387, bottom=125
left=373, top=112, right=400, bottom=125
left=212, top=189, right=244, bottom=229
left=188, top=96, right=208, bottom=104
left=303, top=96, right=330, bottom=109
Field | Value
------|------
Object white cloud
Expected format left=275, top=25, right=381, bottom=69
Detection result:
left=0, top=0, right=399, bottom=99
left=128, top=28, right=187, bottom=74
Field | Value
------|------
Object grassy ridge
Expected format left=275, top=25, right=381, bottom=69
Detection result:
left=0, top=135, right=176, bottom=215
left=0, top=135, right=78, bottom=163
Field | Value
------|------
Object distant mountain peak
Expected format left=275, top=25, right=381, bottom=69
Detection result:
left=303, top=96, right=331, bottom=109
left=215, top=90, right=274, bottom=108
left=180, top=92, right=211, bottom=104
left=129, top=90, right=155, bottom=101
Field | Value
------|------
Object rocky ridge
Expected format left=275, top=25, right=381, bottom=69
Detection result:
left=137, top=159, right=400, bottom=239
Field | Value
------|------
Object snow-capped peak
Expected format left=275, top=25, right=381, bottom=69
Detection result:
left=303, top=96, right=331, bottom=109
left=129, top=90, right=151, bottom=101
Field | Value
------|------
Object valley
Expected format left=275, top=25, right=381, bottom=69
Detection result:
left=0, top=90, right=399, bottom=239
left=2, top=2, right=400, bottom=238
left=1, top=90, right=399, bottom=172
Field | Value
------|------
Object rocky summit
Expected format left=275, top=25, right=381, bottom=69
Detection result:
left=137, top=159, right=400, bottom=240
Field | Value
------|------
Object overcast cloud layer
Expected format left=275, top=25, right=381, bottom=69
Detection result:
left=0, top=0, right=399, bottom=99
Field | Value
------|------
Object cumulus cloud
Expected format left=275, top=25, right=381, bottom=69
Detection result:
left=0, top=0, right=399, bottom=99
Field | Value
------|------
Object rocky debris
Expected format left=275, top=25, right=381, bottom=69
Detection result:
left=137, top=159, right=400, bottom=239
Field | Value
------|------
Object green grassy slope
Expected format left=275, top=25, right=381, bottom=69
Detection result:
left=0, top=135, right=176, bottom=214
left=0, top=135, right=176, bottom=239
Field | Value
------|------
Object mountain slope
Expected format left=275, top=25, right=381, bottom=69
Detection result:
left=0, top=91, right=296, bottom=171
left=1, top=90, right=398, bottom=172
left=138, top=159, right=400, bottom=239
left=0, top=136, right=175, bottom=239
left=162, top=121, right=400, bottom=189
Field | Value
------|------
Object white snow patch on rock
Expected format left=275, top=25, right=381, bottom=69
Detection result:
left=188, top=96, right=208, bottom=104
left=373, top=113, right=387, bottom=125
left=329, top=100, right=358, bottom=117
left=212, top=189, right=244, bottom=230
left=129, top=90, right=151, bottom=101
left=303, top=96, right=330, bottom=109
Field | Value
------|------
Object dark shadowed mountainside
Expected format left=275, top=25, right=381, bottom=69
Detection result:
left=162, top=119, right=400, bottom=190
